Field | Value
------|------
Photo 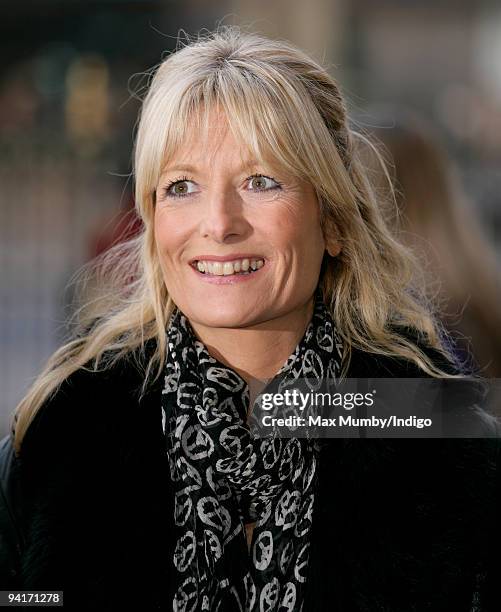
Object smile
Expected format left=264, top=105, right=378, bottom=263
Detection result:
left=191, top=258, right=265, bottom=276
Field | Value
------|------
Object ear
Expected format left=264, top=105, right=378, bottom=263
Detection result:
left=326, top=240, right=342, bottom=258
left=321, top=211, right=342, bottom=258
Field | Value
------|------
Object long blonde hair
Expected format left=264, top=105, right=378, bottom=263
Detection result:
left=12, top=25, right=456, bottom=456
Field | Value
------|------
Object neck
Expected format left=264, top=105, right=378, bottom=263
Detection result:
left=188, top=297, right=315, bottom=384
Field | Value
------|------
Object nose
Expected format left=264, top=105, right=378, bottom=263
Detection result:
left=199, top=185, right=249, bottom=243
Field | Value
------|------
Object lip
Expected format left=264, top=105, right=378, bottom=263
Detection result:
left=189, top=259, right=266, bottom=284
left=188, top=253, right=265, bottom=264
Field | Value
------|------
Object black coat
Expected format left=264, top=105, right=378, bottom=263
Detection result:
left=4, top=341, right=501, bottom=611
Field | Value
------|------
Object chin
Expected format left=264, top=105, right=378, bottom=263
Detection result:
left=184, top=299, right=264, bottom=328
left=191, top=310, right=258, bottom=329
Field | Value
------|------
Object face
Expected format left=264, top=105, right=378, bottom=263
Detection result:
left=154, top=110, right=334, bottom=331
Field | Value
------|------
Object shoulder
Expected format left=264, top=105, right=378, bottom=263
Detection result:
left=346, top=329, right=501, bottom=437
left=346, top=327, right=460, bottom=378
left=15, top=343, right=167, bottom=598
left=19, top=342, right=163, bottom=462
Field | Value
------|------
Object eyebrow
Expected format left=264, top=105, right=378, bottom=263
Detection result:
left=162, top=160, right=262, bottom=174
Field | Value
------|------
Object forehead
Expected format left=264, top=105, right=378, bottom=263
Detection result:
left=170, top=126, right=249, bottom=164
left=160, top=109, right=281, bottom=176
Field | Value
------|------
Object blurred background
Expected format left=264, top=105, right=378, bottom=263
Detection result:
left=2, top=0, right=501, bottom=435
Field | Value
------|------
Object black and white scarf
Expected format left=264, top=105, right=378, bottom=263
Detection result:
left=161, top=287, right=343, bottom=612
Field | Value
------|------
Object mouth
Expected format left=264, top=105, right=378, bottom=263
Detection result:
left=189, top=257, right=265, bottom=277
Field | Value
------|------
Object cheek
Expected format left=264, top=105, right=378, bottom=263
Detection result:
left=266, top=203, right=325, bottom=257
left=153, top=210, right=187, bottom=260
left=265, top=203, right=304, bottom=241
left=153, top=214, right=171, bottom=260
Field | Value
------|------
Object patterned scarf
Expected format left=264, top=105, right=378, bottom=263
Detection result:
left=161, top=287, right=343, bottom=612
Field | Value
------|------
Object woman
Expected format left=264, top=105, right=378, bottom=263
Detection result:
left=7, top=26, right=501, bottom=611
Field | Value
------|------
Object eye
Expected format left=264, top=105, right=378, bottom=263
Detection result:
left=161, top=176, right=197, bottom=199
left=247, top=174, right=282, bottom=193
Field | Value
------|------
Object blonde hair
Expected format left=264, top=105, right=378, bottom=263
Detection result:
left=12, top=25, right=456, bottom=456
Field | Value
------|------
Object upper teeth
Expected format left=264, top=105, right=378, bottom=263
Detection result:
left=195, top=258, right=264, bottom=275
